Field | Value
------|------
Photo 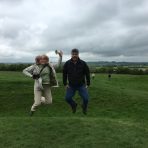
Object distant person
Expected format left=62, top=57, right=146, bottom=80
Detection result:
left=23, top=51, right=63, bottom=116
left=108, top=72, right=112, bottom=80
left=63, top=49, right=90, bottom=115
left=91, top=73, right=95, bottom=79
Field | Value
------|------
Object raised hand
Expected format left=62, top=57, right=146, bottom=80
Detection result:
left=55, top=50, right=63, bottom=57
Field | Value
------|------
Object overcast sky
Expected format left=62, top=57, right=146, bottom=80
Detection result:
left=0, top=0, right=148, bottom=63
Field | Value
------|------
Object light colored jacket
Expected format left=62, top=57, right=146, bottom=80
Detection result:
left=23, top=56, right=62, bottom=90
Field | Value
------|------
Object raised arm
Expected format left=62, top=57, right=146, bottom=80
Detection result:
left=53, top=50, right=63, bottom=69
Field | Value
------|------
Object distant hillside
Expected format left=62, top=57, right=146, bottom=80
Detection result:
left=87, top=61, right=148, bottom=67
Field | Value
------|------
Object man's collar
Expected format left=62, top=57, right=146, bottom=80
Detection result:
left=70, top=58, right=80, bottom=63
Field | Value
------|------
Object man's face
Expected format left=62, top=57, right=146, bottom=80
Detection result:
left=71, top=52, right=79, bottom=61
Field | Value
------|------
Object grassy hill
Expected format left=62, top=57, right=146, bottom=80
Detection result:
left=0, top=71, right=148, bottom=148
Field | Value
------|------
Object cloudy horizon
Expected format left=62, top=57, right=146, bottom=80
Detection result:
left=0, top=0, right=148, bottom=63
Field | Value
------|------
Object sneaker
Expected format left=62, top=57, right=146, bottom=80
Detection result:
left=41, top=97, right=46, bottom=103
left=72, top=103, right=77, bottom=113
left=81, top=104, right=87, bottom=115
left=30, top=111, right=35, bottom=116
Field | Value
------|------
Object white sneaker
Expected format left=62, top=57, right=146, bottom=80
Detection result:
left=41, top=97, right=46, bottom=104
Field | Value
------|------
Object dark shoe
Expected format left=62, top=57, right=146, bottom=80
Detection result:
left=81, top=104, right=87, bottom=115
left=30, top=111, right=35, bottom=116
left=72, top=103, right=77, bottom=113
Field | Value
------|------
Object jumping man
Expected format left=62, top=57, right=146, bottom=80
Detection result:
left=63, top=49, right=90, bottom=114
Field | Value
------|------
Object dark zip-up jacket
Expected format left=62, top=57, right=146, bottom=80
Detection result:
left=63, top=58, right=90, bottom=87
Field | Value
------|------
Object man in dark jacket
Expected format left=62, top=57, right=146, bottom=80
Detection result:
left=63, top=49, right=90, bottom=114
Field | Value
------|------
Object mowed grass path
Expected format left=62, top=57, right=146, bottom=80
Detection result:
left=0, top=71, right=148, bottom=148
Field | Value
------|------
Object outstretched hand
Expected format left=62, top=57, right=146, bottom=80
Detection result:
left=65, top=85, right=70, bottom=89
left=86, top=85, right=89, bottom=89
left=55, top=50, right=63, bottom=57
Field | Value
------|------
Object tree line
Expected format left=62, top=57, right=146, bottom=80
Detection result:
left=0, top=63, right=148, bottom=75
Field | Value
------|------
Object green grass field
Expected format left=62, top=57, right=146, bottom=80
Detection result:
left=0, top=71, right=148, bottom=148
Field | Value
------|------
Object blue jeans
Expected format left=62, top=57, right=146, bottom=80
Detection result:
left=65, top=85, right=89, bottom=108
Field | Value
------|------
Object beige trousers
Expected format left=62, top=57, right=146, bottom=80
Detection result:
left=31, top=84, right=52, bottom=111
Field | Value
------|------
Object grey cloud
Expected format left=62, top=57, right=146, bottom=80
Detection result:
left=0, top=0, right=148, bottom=62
